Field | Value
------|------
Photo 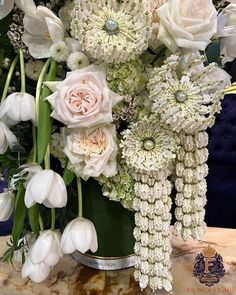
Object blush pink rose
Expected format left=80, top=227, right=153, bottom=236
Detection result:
left=46, top=65, right=122, bottom=128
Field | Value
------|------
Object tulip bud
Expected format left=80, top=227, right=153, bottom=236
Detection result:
left=25, top=169, right=68, bottom=208
left=0, top=92, right=36, bottom=126
left=0, top=121, right=17, bottom=154
left=61, top=217, right=98, bottom=254
left=22, top=257, right=51, bottom=283
left=0, top=0, right=14, bottom=20
left=0, top=189, right=14, bottom=221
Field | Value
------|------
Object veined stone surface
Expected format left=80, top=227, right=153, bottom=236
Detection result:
left=0, top=227, right=236, bottom=295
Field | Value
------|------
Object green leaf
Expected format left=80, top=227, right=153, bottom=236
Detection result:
left=63, top=166, right=75, bottom=186
left=28, top=204, right=40, bottom=237
left=37, top=59, right=57, bottom=164
left=11, top=183, right=26, bottom=247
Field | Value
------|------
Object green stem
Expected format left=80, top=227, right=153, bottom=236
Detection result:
left=77, top=177, right=83, bottom=218
left=35, top=58, right=51, bottom=121
left=44, top=144, right=50, bottom=170
left=32, top=127, right=37, bottom=163
left=51, top=208, right=56, bottom=231
left=19, top=49, right=25, bottom=93
left=1, top=55, right=19, bottom=102
left=39, top=214, right=44, bottom=232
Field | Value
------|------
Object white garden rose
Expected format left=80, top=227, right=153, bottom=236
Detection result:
left=157, top=0, right=218, bottom=52
left=46, top=65, right=122, bottom=128
left=64, top=125, right=118, bottom=180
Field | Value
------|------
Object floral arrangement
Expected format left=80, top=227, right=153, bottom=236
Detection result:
left=0, top=0, right=235, bottom=292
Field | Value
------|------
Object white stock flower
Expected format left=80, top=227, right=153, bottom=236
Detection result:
left=25, top=169, right=67, bottom=208
left=0, top=0, right=14, bottom=20
left=157, top=0, right=218, bottom=52
left=0, top=93, right=36, bottom=126
left=46, top=65, right=122, bottom=128
left=216, top=4, right=236, bottom=64
left=61, top=217, right=98, bottom=254
left=0, top=121, right=17, bottom=154
left=0, top=189, right=14, bottom=221
left=30, top=230, right=63, bottom=267
left=21, top=4, right=64, bottom=59
left=64, top=125, right=118, bottom=180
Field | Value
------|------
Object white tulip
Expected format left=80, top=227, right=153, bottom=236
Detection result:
left=10, top=164, right=42, bottom=190
left=21, top=5, right=65, bottom=59
left=0, top=0, right=14, bottom=20
left=30, top=230, right=63, bottom=267
left=24, top=169, right=67, bottom=208
left=22, top=257, right=50, bottom=283
left=61, top=217, right=98, bottom=254
left=0, top=92, right=36, bottom=126
left=0, top=189, right=14, bottom=221
left=0, top=121, right=17, bottom=154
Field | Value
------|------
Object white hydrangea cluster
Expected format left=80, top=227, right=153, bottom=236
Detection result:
left=71, top=0, right=152, bottom=63
left=149, top=54, right=225, bottom=134
left=174, top=131, right=209, bottom=241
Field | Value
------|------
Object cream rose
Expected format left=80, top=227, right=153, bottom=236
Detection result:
left=64, top=125, right=118, bottom=180
left=46, top=65, right=122, bottom=128
left=157, top=0, right=218, bottom=52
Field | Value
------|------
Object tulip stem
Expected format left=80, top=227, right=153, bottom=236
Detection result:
left=19, top=49, right=25, bottom=93
left=44, top=144, right=50, bottom=170
left=77, top=177, right=83, bottom=218
left=39, top=213, right=44, bottom=232
left=35, top=58, right=51, bottom=121
left=51, top=208, right=56, bottom=231
left=1, top=55, right=19, bottom=102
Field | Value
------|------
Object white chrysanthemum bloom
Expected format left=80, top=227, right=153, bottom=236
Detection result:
left=25, top=60, right=45, bottom=81
left=121, top=119, right=177, bottom=175
left=67, top=52, right=90, bottom=71
left=149, top=54, right=229, bottom=134
left=71, top=0, right=152, bottom=63
left=50, top=41, right=69, bottom=63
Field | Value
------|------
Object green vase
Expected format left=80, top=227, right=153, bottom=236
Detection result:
left=72, top=178, right=135, bottom=270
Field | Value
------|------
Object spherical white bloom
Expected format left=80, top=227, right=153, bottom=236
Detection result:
left=46, top=65, right=122, bottom=128
left=156, top=0, right=217, bottom=52
left=67, top=52, right=90, bottom=71
left=21, top=5, right=65, bottom=59
left=0, top=121, right=17, bottom=154
left=10, top=164, right=42, bottom=190
left=58, top=1, right=74, bottom=31
left=50, top=41, right=69, bottom=63
left=0, top=189, right=14, bottom=221
left=121, top=119, right=177, bottom=175
left=25, top=169, right=67, bottom=208
left=30, top=230, right=63, bottom=267
left=22, top=257, right=50, bottom=283
left=25, top=60, right=45, bottom=81
left=149, top=54, right=227, bottom=134
left=0, top=92, right=36, bottom=126
left=64, top=125, right=118, bottom=180
left=216, top=4, right=236, bottom=64
left=61, top=217, right=98, bottom=254
left=71, top=0, right=152, bottom=63
left=0, top=0, right=14, bottom=20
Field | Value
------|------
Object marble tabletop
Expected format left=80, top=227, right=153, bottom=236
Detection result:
left=0, top=227, right=236, bottom=295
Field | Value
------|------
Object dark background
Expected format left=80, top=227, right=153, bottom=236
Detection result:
left=0, top=60, right=236, bottom=235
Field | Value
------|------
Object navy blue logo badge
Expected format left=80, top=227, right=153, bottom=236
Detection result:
left=193, top=245, right=225, bottom=287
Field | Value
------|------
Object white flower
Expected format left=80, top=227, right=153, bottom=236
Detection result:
left=64, top=125, right=118, bottom=180
left=67, top=52, right=90, bottom=71
left=10, top=164, right=42, bottom=190
left=0, top=190, right=14, bottom=221
left=46, top=65, right=122, bottom=128
left=21, top=5, right=64, bottom=59
left=156, top=0, right=217, bottom=52
left=61, top=217, right=98, bottom=254
left=0, top=92, right=36, bottom=126
left=216, top=4, right=236, bottom=64
left=0, top=121, right=17, bottom=154
left=22, top=257, right=50, bottom=283
left=25, top=60, right=44, bottom=81
left=30, top=230, right=63, bottom=267
left=50, top=41, right=69, bottom=63
left=0, top=0, right=14, bottom=20
left=25, top=169, right=67, bottom=208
